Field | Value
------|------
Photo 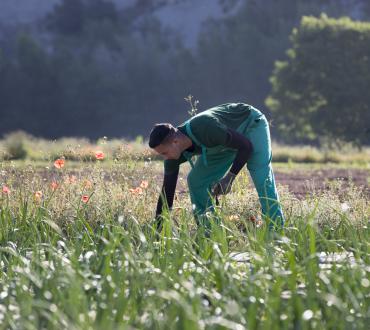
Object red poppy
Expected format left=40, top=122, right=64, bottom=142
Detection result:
left=95, top=151, right=105, bottom=160
left=64, top=175, right=77, bottom=185
left=129, top=187, right=143, bottom=195
left=81, top=195, right=89, bottom=203
left=34, top=191, right=43, bottom=202
left=54, top=158, right=65, bottom=169
left=2, top=185, right=10, bottom=194
left=51, top=181, right=59, bottom=191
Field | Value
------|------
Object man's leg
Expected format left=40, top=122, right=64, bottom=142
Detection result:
left=187, top=149, right=235, bottom=228
left=245, top=116, right=284, bottom=229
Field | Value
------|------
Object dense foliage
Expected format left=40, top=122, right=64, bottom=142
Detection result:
left=0, top=0, right=369, bottom=144
left=266, top=15, right=370, bottom=145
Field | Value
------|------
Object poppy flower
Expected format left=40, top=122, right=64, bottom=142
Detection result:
left=54, top=158, right=65, bottom=169
left=129, top=187, right=143, bottom=195
left=2, top=185, right=10, bottom=194
left=95, top=151, right=105, bottom=160
left=64, top=175, right=77, bottom=185
left=50, top=181, right=59, bottom=191
left=140, top=180, right=149, bottom=189
left=81, top=195, right=89, bottom=203
left=34, top=191, right=43, bottom=202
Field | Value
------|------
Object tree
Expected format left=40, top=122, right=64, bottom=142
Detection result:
left=195, top=0, right=366, bottom=114
left=46, top=0, right=85, bottom=36
left=266, top=15, right=370, bottom=145
left=39, top=0, right=192, bottom=138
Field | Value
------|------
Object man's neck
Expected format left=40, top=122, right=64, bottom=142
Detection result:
left=179, top=132, right=193, bottom=151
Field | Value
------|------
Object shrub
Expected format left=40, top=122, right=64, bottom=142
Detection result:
left=3, top=131, right=29, bottom=160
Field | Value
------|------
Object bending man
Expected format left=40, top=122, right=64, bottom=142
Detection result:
left=149, top=103, right=284, bottom=231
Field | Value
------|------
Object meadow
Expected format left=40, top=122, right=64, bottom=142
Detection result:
left=0, top=135, right=369, bottom=329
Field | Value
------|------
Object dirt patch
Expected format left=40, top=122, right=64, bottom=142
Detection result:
left=273, top=168, right=369, bottom=199
left=172, top=168, right=369, bottom=200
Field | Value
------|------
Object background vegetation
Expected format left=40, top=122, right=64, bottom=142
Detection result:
left=1, top=132, right=369, bottom=165
left=267, top=15, right=370, bottom=145
left=0, top=0, right=369, bottom=145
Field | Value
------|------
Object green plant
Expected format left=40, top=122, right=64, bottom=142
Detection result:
left=0, top=154, right=368, bottom=329
left=3, top=131, right=29, bottom=160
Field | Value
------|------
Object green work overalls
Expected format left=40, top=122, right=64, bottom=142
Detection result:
left=182, top=106, right=284, bottom=229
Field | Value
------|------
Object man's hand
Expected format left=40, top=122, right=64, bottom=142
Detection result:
left=211, top=172, right=236, bottom=196
left=153, top=214, right=164, bottom=231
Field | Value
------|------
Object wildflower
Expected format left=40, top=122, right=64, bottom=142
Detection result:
left=302, top=310, right=314, bottom=321
left=54, top=158, right=65, bottom=169
left=34, top=191, right=43, bottom=202
left=2, top=185, right=10, bottom=194
left=81, top=195, right=89, bottom=203
left=140, top=180, right=149, bottom=189
left=64, top=175, right=77, bottom=185
left=83, top=179, right=93, bottom=189
left=129, top=187, right=143, bottom=195
left=95, top=151, right=105, bottom=160
left=50, top=181, right=59, bottom=191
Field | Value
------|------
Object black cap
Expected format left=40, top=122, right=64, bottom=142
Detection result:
left=149, top=123, right=174, bottom=148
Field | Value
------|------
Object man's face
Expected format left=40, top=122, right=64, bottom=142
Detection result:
left=154, top=140, right=182, bottom=160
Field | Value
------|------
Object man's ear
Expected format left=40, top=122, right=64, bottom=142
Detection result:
left=172, top=137, right=179, bottom=145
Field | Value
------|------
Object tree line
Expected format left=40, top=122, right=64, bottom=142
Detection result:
left=0, top=0, right=369, bottom=145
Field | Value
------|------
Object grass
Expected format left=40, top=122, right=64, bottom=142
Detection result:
left=0, top=131, right=369, bottom=166
left=0, top=150, right=369, bottom=330
left=271, top=142, right=370, bottom=165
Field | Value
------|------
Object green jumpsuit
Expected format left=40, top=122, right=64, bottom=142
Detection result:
left=165, top=103, right=284, bottom=229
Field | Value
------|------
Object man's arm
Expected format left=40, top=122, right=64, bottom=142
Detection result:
left=212, top=129, right=253, bottom=195
left=227, top=129, right=253, bottom=175
left=155, top=168, right=179, bottom=228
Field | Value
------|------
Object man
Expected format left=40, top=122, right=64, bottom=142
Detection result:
left=149, top=102, right=284, bottom=232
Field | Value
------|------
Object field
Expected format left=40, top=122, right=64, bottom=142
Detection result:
left=0, top=137, right=369, bottom=329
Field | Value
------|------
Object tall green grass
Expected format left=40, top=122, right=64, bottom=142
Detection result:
left=0, top=160, right=369, bottom=329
